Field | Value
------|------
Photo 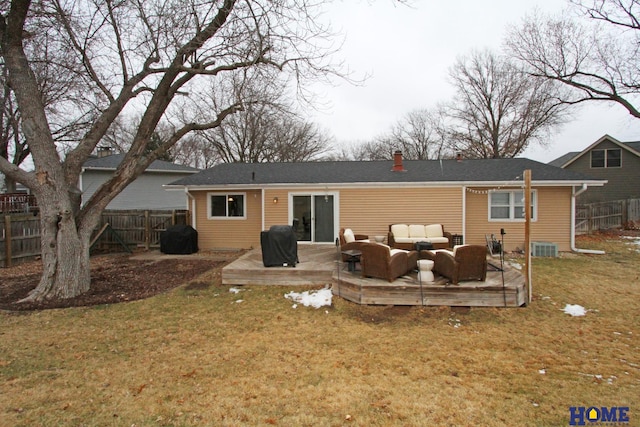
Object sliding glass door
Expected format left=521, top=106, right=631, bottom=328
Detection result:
left=292, top=194, right=335, bottom=243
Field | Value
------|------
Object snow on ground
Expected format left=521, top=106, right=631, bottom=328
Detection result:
left=284, top=287, right=332, bottom=309
left=563, top=304, right=587, bottom=316
left=622, top=235, right=640, bottom=252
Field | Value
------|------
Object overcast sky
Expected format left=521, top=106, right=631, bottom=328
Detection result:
left=309, top=0, right=640, bottom=163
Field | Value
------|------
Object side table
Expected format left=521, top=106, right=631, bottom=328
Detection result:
left=341, top=249, right=362, bottom=272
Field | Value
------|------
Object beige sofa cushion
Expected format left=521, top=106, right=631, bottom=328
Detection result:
left=425, top=224, right=443, bottom=238
left=391, top=224, right=409, bottom=239
left=409, top=224, right=427, bottom=238
left=343, top=228, right=355, bottom=243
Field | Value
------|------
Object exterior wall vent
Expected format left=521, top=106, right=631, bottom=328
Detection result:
left=531, top=242, right=558, bottom=257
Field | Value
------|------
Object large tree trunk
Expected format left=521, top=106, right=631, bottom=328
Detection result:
left=20, top=195, right=95, bottom=303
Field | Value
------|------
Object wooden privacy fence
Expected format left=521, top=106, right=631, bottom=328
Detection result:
left=95, top=210, right=190, bottom=252
left=576, top=198, right=640, bottom=235
left=1, top=209, right=190, bottom=267
left=1, top=214, right=41, bottom=267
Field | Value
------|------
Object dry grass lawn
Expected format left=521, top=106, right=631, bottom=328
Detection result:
left=1, top=234, right=638, bottom=426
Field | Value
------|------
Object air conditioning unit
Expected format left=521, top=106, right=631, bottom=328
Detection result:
left=531, top=242, right=558, bottom=257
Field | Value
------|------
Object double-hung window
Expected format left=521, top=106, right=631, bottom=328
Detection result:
left=208, top=193, right=245, bottom=219
left=591, top=148, right=621, bottom=168
left=489, top=190, right=536, bottom=221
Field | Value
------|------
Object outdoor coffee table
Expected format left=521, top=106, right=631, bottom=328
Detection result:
left=341, top=249, right=362, bottom=272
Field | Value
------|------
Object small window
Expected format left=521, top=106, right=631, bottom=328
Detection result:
left=208, top=193, right=245, bottom=219
left=591, top=148, right=621, bottom=168
left=591, top=150, right=605, bottom=168
left=489, top=190, right=536, bottom=221
left=607, top=149, right=621, bottom=167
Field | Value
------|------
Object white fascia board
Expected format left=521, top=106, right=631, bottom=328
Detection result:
left=165, top=179, right=607, bottom=192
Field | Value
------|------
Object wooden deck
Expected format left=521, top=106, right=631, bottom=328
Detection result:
left=222, top=245, right=527, bottom=307
left=222, top=244, right=338, bottom=286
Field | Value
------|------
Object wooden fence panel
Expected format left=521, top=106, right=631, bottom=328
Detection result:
left=1, top=209, right=190, bottom=267
left=576, top=198, right=640, bottom=234
left=1, top=215, right=41, bottom=267
left=628, top=199, right=640, bottom=226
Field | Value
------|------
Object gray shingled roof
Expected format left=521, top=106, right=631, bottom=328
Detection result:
left=624, top=141, right=640, bottom=153
left=169, top=158, right=602, bottom=187
left=83, top=154, right=199, bottom=173
left=548, top=152, right=580, bottom=168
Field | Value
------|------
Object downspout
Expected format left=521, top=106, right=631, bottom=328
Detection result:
left=185, top=189, right=196, bottom=229
left=571, top=184, right=605, bottom=254
left=461, top=186, right=466, bottom=244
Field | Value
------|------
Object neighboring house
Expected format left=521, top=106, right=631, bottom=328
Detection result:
left=549, top=135, right=640, bottom=203
left=81, top=153, right=200, bottom=210
left=166, top=152, right=606, bottom=253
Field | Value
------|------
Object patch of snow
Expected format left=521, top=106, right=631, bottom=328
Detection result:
left=563, top=304, right=586, bottom=316
left=508, top=261, right=522, bottom=270
left=229, top=287, right=242, bottom=294
left=234, top=299, right=243, bottom=304
left=539, top=369, right=546, bottom=374
left=284, top=287, right=332, bottom=309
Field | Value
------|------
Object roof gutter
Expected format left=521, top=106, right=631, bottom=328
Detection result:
left=571, top=184, right=605, bottom=254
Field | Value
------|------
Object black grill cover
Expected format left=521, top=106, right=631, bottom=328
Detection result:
left=160, top=225, right=199, bottom=254
left=260, top=225, right=298, bottom=267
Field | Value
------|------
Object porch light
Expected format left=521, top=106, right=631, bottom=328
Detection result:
left=273, top=197, right=279, bottom=204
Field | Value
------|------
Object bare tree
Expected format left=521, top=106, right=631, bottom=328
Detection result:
left=171, top=134, right=222, bottom=169
left=0, top=0, right=340, bottom=302
left=193, top=72, right=330, bottom=163
left=445, top=50, right=569, bottom=158
left=376, top=108, right=450, bottom=160
left=506, top=1, right=640, bottom=118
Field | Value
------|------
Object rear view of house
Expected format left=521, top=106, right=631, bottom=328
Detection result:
left=167, top=153, right=606, bottom=254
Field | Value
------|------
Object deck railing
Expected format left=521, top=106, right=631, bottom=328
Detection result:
left=0, top=193, right=38, bottom=214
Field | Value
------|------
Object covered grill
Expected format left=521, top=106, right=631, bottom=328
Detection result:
left=160, top=225, right=199, bottom=254
left=260, top=225, right=298, bottom=267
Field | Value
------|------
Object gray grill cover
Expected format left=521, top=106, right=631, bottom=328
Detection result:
left=260, top=225, right=298, bottom=267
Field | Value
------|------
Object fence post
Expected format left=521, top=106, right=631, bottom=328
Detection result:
left=4, top=215, right=12, bottom=268
left=172, top=210, right=176, bottom=225
left=144, top=210, right=151, bottom=250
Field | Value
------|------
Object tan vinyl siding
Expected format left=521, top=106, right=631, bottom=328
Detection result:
left=264, top=189, right=290, bottom=227
left=192, top=189, right=262, bottom=250
left=338, top=187, right=463, bottom=238
left=190, top=185, right=573, bottom=252
left=465, top=186, right=572, bottom=252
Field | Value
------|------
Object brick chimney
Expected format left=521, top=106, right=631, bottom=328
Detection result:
left=97, top=146, right=114, bottom=158
left=456, top=152, right=463, bottom=162
left=391, top=150, right=405, bottom=172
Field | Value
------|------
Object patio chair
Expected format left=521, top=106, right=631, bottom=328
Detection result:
left=338, top=228, right=370, bottom=261
left=433, top=244, right=487, bottom=285
left=360, top=242, right=418, bottom=282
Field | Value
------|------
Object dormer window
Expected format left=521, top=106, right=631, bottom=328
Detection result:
left=591, top=148, right=621, bottom=168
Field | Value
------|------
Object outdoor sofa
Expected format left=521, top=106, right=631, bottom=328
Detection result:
left=388, top=223, right=452, bottom=250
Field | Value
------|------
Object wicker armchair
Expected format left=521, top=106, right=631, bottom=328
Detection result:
left=360, top=242, right=418, bottom=282
left=338, top=228, right=369, bottom=261
left=433, top=245, right=487, bottom=285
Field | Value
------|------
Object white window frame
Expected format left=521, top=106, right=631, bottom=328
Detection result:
left=488, top=189, right=537, bottom=222
left=207, top=192, right=247, bottom=220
